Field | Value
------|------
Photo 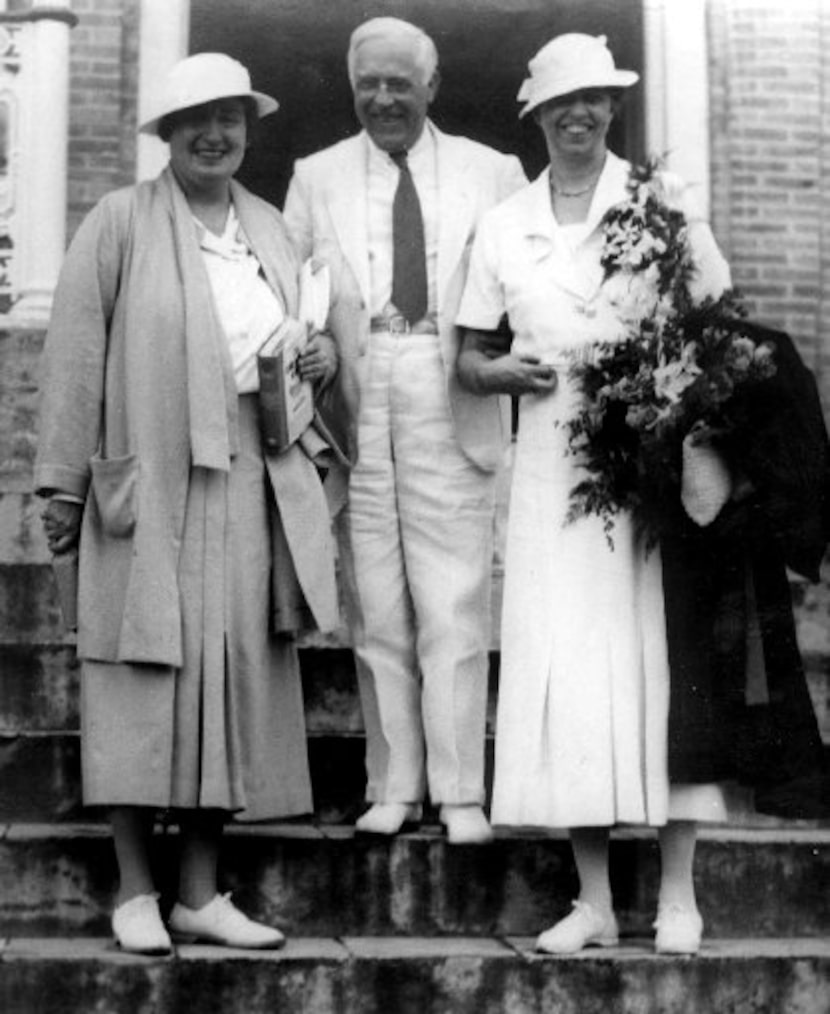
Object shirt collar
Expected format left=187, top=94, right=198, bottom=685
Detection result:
left=366, top=119, right=436, bottom=172
left=194, top=204, right=249, bottom=259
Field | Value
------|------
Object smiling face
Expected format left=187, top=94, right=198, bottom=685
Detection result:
left=535, top=88, right=615, bottom=164
left=352, top=37, right=438, bottom=153
left=166, top=97, right=249, bottom=192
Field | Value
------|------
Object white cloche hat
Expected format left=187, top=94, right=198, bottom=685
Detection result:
left=517, top=34, right=638, bottom=118
left=139, top=53, right=278, bottom=136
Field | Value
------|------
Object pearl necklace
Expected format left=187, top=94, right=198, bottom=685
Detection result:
left=549, top=175, right=599, bottom=198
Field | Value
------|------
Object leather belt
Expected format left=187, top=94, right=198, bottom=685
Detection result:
left=370, top=313, right=438, bottom=336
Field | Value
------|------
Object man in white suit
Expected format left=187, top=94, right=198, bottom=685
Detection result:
left=284, top=16, right=526, bottom=843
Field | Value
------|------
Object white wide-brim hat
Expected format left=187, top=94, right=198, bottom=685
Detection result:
left=139, top=52, right=279, bottom=136
left=518, top=33, right=638, bottom=118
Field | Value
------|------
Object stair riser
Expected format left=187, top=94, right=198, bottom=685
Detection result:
left=0, top=831, right=827, bottom=939
left=2, top=641, right=827, bottom=751
left=0, top=646, right=500, bottom=735
left=0, top=943, right=827, bottom=1014
left=0, top=733, right=371, bottom=824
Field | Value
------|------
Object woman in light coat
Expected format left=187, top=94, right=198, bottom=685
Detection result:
left=35, top=54, right=339, bottom=954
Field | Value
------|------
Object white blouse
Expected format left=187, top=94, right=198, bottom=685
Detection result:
left=196, top=206, right=285, bottom=393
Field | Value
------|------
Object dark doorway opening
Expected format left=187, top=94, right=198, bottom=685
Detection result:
left=190, top=0, right=645, bottom=209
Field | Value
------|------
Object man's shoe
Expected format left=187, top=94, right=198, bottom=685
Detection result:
left=112, top=893, right=172, bottom=956
left=354, top=803, right=422, bottom=836
left=169, top=893, right=285, bottom=949
left=536, top=900, right=619, bottom=954
left=439, top=804, right=494, bottom=845
left=654, top=904, right=703, bottom=955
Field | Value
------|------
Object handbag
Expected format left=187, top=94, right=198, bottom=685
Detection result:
left=680, top=422, right=732, bottom=526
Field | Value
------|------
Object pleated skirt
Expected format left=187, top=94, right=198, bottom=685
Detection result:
left=81, top=396, right=313, bottom=821
left=492, top=383, right=729, bottom=829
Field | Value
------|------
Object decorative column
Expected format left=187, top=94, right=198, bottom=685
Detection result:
left=0, top=1, right=76, bottom=324
left=643, top=0, right=712, bottom=219
left=137, top=0, right=189, bottom=181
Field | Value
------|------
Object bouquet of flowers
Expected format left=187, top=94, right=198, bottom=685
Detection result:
left=565, top=161, right=777, bottom=546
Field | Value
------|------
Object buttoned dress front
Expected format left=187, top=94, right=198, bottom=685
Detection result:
left=457, top=154, right=732, bottom=829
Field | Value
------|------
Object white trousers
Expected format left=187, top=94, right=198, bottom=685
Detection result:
left=346, top=332, right=496, bottom=804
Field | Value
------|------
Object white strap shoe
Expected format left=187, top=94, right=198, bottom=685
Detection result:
left=112, top=892, right=172, bottom=956
left=169, top=893, right=285, bottom=949
left=354, top=803, right=422, bottom=836
left=439, top=804, right=494, bottom=845
left=654, top=903, right=703, bottom=954
left=536, top=900, right=619, bottom=954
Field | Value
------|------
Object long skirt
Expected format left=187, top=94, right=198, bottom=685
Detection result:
left=81, top=396, right=313, bottom=821
left=492, top=382, right=729, bottom=829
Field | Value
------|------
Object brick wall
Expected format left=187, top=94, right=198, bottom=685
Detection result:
left=708, top=0, right=829, bottom=405
left=66, top=0, right=139, bottom=240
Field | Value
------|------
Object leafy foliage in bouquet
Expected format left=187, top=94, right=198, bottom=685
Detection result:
left=600, top=159, right=696, bottom=302
left=565, top=162, right=777, bottom=545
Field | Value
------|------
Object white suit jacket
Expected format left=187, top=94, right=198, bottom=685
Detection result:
left=283, top=124, right=527, bottom=471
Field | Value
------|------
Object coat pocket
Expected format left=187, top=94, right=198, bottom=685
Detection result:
left=89, top=453, right=139, bottom=537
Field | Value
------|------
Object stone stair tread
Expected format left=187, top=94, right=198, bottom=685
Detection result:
left=1, top=819, right=827, bottom=943
left=1, top=938, right=829, bottom=1012
left=3, top=820, right=830, bottom=842
left=3, top=934, right=829, bottom=961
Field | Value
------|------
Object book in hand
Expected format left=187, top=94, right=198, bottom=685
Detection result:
left=257, top=317, right=314, bottom=454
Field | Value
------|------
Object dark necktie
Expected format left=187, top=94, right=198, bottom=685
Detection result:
left=390, top=150, right=427, bottom=325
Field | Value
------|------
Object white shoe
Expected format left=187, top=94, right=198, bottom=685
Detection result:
left=439, top=804, right=494, bottom=845
left=654, top=904, right=703, bottom=954
left=536, top=900, right=619, bottom=955
left=169, top=893, right=285, bottom=949
left=354, top=803, right=422, bottom=836
left=112, top=893, right=172, bottom=955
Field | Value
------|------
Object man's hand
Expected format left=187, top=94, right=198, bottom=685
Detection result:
left=41, top=499, right=83, bottom=555
left=478, top=354, right=558, bottom=397
left=298, top=331, right=338, bottom=387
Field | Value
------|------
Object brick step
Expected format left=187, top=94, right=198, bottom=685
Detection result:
left=1, top=935, right=828, bottom=1014
left=1, top=823, right=827, bottom=940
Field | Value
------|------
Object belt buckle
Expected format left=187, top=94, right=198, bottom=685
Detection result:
left=387, top=314, right=411, bottom=336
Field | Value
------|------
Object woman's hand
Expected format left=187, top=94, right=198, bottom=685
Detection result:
left=41, top=498, right=83, bottom=555
left=298, top=331, right=338, bottom=388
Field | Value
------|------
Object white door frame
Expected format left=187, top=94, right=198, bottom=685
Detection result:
left=643, top=0, right=712, bottom=218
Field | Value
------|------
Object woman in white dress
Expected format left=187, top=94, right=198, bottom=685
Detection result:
left=456, top=34, right=733, bottom=955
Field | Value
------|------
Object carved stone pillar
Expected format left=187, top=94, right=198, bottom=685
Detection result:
left=0, top=2, right=76, bottom=324
left=137, top=0, right=189, bottom=181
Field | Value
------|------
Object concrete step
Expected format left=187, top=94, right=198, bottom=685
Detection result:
left=4, top=726, right=829, bottom=827
left=1, top=935, right=828, bottom=1014
left=3, top=638, right=828, bottom=741
left=0, top=644, right=498, bottom=822
left=1, top=823, right=827, bottom=940
left=0, top=645, right=499, bottom=735
left=0, top=729, right=370, bottom=823
left=2, top=642, right=829, bottom=824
